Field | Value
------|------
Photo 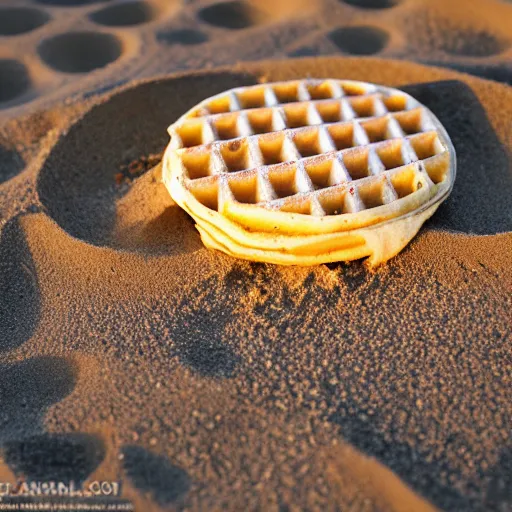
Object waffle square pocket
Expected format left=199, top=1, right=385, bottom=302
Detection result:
left=163, top=79, right=456, bottom=266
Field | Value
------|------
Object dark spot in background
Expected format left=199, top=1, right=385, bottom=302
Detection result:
left=0, top=7, right=50, bottom=36
left=38, top=32, right=122, bottom=73
left=198, top=1, right=265, bottom=30
left=0, top=60, right=31, bottom=106
left=329, top=26, right=389, bottom=55
left=90, top=1, right=157, bottom=27
left=439, top=29, right=505, bottom=57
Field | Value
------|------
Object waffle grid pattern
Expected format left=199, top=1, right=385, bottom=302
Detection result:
left=168, top=80, right=450, bottom=218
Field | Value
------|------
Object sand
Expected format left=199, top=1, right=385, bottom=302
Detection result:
left=0, top=1, right=511, bottom=511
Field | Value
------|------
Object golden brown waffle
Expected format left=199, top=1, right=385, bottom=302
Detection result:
left=163, top=79, right=455, bottom=266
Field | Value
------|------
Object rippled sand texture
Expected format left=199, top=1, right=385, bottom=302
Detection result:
left=0, top=54, right=511, bottom=511
left=0, top=0, right=511, bottom=118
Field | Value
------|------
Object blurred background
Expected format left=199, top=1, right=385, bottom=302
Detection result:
left=0, top=0, right=511, bottom=118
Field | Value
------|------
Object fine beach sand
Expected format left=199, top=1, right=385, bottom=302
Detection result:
left=1, top=1, right=512, bottom=511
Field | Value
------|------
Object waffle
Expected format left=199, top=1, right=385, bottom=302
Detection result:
left=163, top=79, right=456, bottom=266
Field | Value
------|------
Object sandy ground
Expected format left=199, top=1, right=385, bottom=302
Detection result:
left=0, top=1, right=511, bottom=511
left=1, top=0, right=511, bottom=118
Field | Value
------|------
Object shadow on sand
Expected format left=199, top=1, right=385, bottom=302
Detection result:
left=0, top=357, right=106, bottom=487
left=0, top=356, right=77, bottom=441
left=401, top=79, right=512, bottom=235
left=0, top=143, right=24, bottom=185
left=3, top=433, right=105, bottom=485
left=0, top=218, right=40, bottom=352
left=37, top=72, right=259, bottom=253
left=122, top=445, right=190, bottom=506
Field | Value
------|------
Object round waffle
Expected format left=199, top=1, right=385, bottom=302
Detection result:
left=163, top=79, right=456, bottom=266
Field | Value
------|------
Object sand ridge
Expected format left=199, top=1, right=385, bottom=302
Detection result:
left=0, top=56, right=510, bottom=510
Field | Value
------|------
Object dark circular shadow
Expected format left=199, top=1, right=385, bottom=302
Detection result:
left=0, top=7, right=50, bottom=36
left=0, top=356, right=77, bottom=439
left=0, top=144, right=25, bottom=184
left=0, top=219, right=40, bottom=352
left=38, top=31, right=122, bottom=73
left=157, top=28, right=209, bottom=46
left=0, top=60, right=31, bottom=106
left=340, top=0, right=398, bottom=8
left=3, top=433, right=104, bottom=485
left=198, top=1, right=266, bottom=30
left=36, top=71, right=258, bottom=253
left=0, top=357, right=77, bottom=411
left=440, top=29, right=506, bottom=57
left=90, top=1, right=157, bottom=27
left=329, top=26, right=389, bottom=55
left=122, top=446, right=190, bottom=506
